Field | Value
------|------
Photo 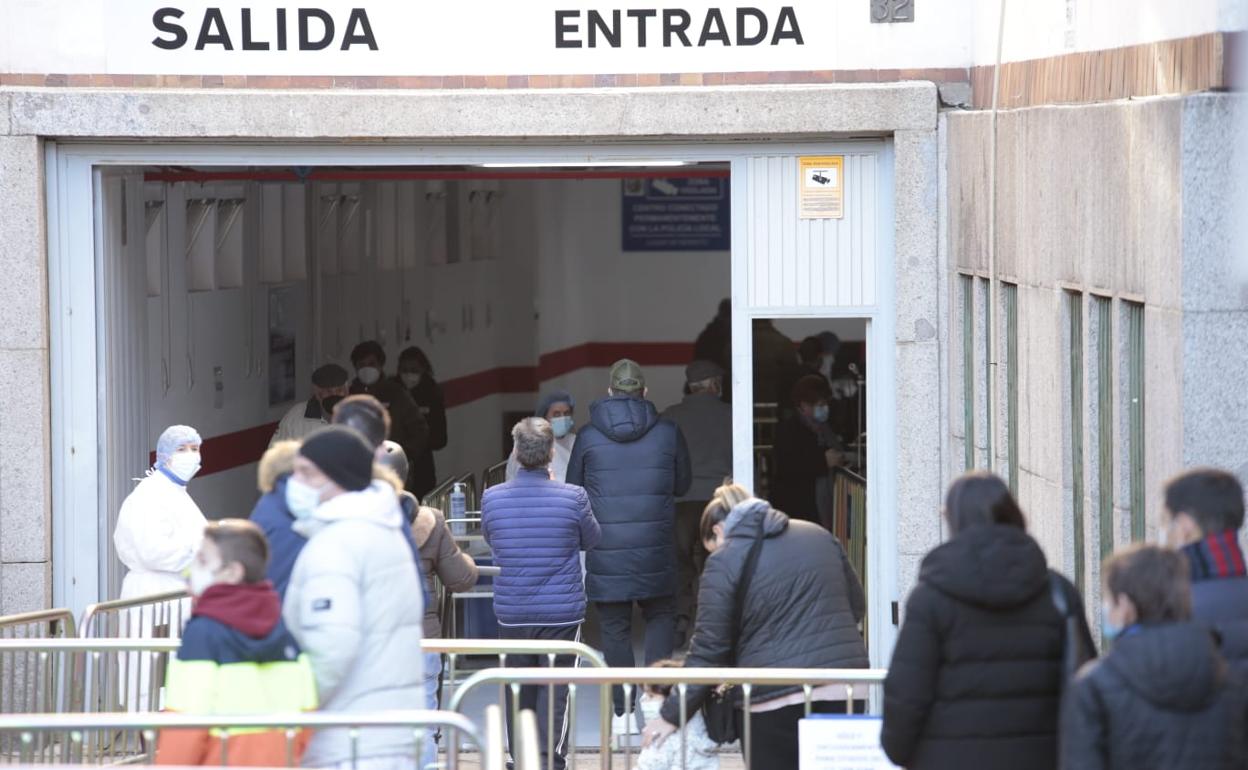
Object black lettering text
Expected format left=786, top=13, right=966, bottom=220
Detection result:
left=299, top=8, right=334, bottom=50
left=698, top=8, right=730, bottom=46
left=241, top=8, right=268, bottom=50
left=151, top=7, right=187, bottom=50
left=627, top=9, right=656, bottom=46
left=555, top=10, right=581, bottom=48
left=736, top=7, right=768, bottom=45
left=588, top=10, right=621, bottom=48
left=276, top=8, right=287, bottom=49
left=341, top=8, right=377, bottom=50
left=196, top=7, right=233, bottom=50
left=772, top=6, right=804, bottom=44
left=663, top=9, right=691, bottom=47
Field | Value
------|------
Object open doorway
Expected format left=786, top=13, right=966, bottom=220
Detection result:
left=92, top=162, right=733, bottom=600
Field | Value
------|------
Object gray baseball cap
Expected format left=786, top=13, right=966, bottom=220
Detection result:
left=609, top=359, right=646, bottom=394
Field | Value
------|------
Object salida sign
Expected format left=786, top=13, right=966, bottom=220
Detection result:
left=102, top=2, right=824, bottom=76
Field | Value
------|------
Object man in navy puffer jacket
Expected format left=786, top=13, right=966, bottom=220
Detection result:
left=482, top=417, right=601, bottom=770
left=567, top=359, right=692, bottom=732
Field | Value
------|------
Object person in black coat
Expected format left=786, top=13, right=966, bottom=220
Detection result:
left=770, top=375, right=842, bottom=522
left=566, top=359, right=691, bottom=731
left=395, top=346, right=448, bottom=501
left=1060, top=544, right=1248, bottom=769
left=881, top=472, right=1093, bottom=770
left=641, top=483, right=868, bottom=769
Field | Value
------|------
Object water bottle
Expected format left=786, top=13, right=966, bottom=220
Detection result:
left=449, top=482, right=467, bottom=536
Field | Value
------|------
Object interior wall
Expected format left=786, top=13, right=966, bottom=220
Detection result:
left=131, top=172, right=731, bottom=522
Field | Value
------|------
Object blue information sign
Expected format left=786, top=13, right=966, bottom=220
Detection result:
left=621, top=176, right=731, bottom=252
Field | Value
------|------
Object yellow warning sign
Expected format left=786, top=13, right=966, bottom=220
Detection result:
left=798, top=155, right=844, bottom=219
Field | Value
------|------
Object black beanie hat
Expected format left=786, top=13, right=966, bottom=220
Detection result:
left=299, top=426, right=374, bottom=492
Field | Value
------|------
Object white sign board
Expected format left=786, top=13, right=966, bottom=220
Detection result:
left=799, top=716, right=898, bottom=770
left=0, top=0, right=973, bottom=76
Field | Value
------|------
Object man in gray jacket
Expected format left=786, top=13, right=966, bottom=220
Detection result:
left=283, top=427, right=425, bottom=770
left=660, top=360, right=733, bottom=648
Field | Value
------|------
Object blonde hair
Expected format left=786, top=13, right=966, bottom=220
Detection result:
left=257, top=441, right=300, bottom=493
left=700, top=481, right=752, bottom=544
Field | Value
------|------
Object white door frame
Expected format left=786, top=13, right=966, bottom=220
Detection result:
left=46, top=139, right=899, bottom=658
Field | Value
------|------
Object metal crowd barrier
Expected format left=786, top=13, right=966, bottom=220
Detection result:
left=0, top=609, right=76, bottom=641
left=78, top=590, right=190, bottom=640
left=0, top=708, right=493, bottom=768
left=449, top=666, right=888, bottom=770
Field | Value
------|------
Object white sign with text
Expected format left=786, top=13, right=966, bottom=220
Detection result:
left=799, top=716, right=899, bottom=770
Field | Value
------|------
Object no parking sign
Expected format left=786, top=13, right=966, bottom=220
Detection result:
left=799, top=715, right=898, bottom=769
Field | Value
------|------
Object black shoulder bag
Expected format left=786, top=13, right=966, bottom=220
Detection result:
left=703, top=519, right=767, bottom=744
left=1049, top=570, right=1095, bottom=687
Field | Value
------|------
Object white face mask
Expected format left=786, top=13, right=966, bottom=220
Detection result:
left=400, top=372, right=423, bottom=389
left=357, top=366, right=382, bottom=386
left=188, top=561, right=220, bottom=597
left=551, top=416, right=574, bottom=439
left=167, top=451, right=202, bottom=482
left=285, top=477, right=326, bottom=521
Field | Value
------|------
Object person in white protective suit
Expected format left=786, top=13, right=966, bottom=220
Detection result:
left=114, top=424, right=209, bottom=601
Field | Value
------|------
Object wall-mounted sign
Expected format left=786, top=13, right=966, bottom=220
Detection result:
left=798, top=155, right=844, bottom=219
left=621, top=176, right=730, bottom=252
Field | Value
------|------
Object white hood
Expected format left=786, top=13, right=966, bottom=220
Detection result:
left=293, top=480, right=402, bottom=538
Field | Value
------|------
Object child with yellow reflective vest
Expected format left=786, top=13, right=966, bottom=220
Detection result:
left=156, top=520, right=317, bottom=766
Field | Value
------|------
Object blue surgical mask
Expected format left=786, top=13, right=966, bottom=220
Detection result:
left=551, top=416, right=574, bottom=439
left=812, top=405, right=830, bottom=423
left=285, top=477, right=325, bottom=521
left=1101, top=604, right=1123, bottom=641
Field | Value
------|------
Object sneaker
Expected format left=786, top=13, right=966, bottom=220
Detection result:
left=612, top=712, right=639, bottom=736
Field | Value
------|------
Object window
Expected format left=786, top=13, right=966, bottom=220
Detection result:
left=960, top=274, right=975, bottom=470
left=1125, top=301, right=1146, bottom=542
left=1093, top=295, right=1114, bottom=560
left=1003, top=282, right=1019, bottom=493
left=1066, top=291, right=1086, bottom=592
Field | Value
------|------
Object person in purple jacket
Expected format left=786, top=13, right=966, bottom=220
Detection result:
left=481, top=417, right=602, bottom=770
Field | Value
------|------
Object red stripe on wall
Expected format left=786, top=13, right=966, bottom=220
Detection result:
left=163, top=341, right=698, bottom=477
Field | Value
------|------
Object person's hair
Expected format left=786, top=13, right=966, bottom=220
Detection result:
left=1164, top=468, right=1245, bottom=534
left=644, top=658, right=685, bottom=697
left=332, top=394, right=390, bottom=449
left=1104, top=544, right=1192, bottom=624
left=204, top=519, right=269, bottom=583
left=798, top=336, right=822, bottom=366
left=700, top=481, right=753, bottom=545
left=790, top=374, right=832, bottom=408
left=350, top=340, right=387, bottom=368
left=943, top=472, right=1026, bottom=534
left=377, top=440, right=409, bottom=483
left=398, top=346, right=435, bottom=378
left=512, top=418, right=555, bottom=470
left=257, top=441, right=299, bottom=494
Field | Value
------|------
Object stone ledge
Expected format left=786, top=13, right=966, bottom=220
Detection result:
left=3, top=82, right=937, bottom=139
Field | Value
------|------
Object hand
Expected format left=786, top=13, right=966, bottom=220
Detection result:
left=641, top=717, right=677, bottom=749
left=824, top=449, right=843, bottom=468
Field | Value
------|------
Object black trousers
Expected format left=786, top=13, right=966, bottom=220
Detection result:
left=735, top=700, right=866, bottom=770
left=595, top=596, right=676, bottom=715
left=674, top=500, right=709, bottom=644
left=499, top=624, right=580, bottom=770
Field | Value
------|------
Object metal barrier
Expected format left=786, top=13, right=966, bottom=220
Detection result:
left=0, top=708, right=489, bottom=768
left=449, top=666, right=888, bottom=770
left=78, top=590, right=190, bottom=640
left=0, top=609, right=76, bottom=640
left=514, top=710, right=542, bottom=770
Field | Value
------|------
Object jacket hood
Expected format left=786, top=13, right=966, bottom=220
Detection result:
left=192, top=581, right=283, bottom=639
left=920, top=525, right=1049, bottom=609
left=411, top=505, right=438, bottom=547
left=723, top=498, right=790, bottom=539
left=1105, top=623, right=1225, bottom=711
left=588, top=396, right=659, bottom=443
left=293, top=480, right=403, bottom=538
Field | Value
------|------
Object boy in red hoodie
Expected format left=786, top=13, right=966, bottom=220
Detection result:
left=157, top=519, right=316, bottom=766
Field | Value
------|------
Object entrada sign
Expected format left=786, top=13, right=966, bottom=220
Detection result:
left=554, top=7, right=804, bottom=48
